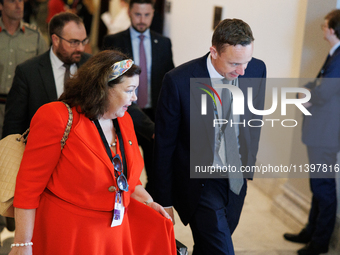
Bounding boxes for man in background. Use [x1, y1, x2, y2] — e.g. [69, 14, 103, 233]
[102, 0, 174, 196]
[284, 9, 340, 255]
[0, 0, 47, 233]
[154, 19, 266, 254]
[3, 12, 91, 137]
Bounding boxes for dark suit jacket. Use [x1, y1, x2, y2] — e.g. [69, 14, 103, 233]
[2, 50, 91, 137]
[102, 28, 174, 113]
[154, 53, 266, 225]
[302, 46, 340, 148]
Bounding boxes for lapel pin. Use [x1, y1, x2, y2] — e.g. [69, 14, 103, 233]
[154, 39, 158, 44]
[129, 140, 132, 145]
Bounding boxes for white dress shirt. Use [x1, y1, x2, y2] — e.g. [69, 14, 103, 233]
[50, 47, 77, 98]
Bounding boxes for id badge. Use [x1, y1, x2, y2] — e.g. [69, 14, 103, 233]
[111, 191, 125, 227]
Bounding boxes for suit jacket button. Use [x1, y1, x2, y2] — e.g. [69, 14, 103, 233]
[108, 186, 116, 192]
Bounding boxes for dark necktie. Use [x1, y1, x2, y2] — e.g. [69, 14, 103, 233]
[137, 34, 148, 108]
[221, 79, 243, 195]
[63, 63, 71, 88]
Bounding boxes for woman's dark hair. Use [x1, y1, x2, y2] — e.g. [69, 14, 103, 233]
[59, 50, 141, 119]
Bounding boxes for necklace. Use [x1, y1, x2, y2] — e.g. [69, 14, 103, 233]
[110, 138, 117, 147]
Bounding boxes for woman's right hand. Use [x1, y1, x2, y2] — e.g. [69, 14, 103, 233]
[9, 208, 36, 255]
[9, 246, 33, 255]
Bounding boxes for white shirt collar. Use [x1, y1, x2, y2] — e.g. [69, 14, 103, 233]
[330, 41, 340, 56]
[206, 53, 224, 80]
[129, 26, 151, 39]
[50, 47, 65, 69]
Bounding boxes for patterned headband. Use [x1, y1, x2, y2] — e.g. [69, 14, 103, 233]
[108, 59, 134, 82]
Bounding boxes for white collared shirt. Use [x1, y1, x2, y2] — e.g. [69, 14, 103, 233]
[50, 47, 77, 98]
[330, 41, 340, 56]
[130, 27, 152, 108]
[206, 53, 240, 143]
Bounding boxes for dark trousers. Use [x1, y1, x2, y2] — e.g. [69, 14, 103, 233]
[305, 146, 338, 247]
[189, 179, 247, 255]
[136, 108, 155, 197]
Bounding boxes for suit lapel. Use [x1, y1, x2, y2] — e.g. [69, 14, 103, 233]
[38, 52, 58, 101]
[123, 29, 133, 58]
[150, 31, 158, 77]
[73, 114, 115, 174]
[191, 54, 215, 153]
[319, 46, 340, 77]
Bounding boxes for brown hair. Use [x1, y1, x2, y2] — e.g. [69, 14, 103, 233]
[325, 9, 340, 40]
[129, 0, 155, 9]
[59, 50, 141, 119]
[48, 12, 84, 40]
[212, 19, 254, 54]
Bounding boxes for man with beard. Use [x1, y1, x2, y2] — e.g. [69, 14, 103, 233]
[2, 12, 91, 137]
[102, 0, 174, 196]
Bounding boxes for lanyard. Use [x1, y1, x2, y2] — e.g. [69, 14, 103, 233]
[94, 119, 128, 178]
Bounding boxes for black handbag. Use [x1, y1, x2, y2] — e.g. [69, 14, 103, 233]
[176, 239, 188, 255]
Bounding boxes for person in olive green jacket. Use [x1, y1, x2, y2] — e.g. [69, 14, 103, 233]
[0, 0, 47, 233]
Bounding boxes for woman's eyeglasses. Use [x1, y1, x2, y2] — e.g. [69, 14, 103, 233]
[112, 154, 129, 192]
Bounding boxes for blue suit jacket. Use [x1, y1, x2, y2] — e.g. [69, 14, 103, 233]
[302, 46, 340, 148]
[154, 53, 266, 225]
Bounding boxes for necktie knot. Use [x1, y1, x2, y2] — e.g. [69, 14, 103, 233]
[139, 34, 145, 41]
[63, 63, 71, 70]
[222, 78, 230, 84]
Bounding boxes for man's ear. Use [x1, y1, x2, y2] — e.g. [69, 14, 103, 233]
[210, 46, 218, 60]
[51, 34, 59, 47]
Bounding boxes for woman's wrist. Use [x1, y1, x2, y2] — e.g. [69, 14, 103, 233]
[144, 199, 153, 206]
[10, 242, 33, 248]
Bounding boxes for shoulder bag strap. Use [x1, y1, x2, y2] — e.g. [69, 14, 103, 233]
[60, 102, 73, 150]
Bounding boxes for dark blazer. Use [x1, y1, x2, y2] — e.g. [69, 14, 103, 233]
[154, 53, 266, 225]
[102, 28, 174, 113]
[2, 50, 91, 137]
[302, 46, 340, 148]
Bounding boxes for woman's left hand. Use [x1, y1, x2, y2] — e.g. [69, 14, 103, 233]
[147, 202, 172, 221]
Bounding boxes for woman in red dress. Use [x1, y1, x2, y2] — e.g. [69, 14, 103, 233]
[9, 50, 176, 255]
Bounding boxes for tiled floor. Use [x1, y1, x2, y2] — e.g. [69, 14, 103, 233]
[173, 180, 338, 255]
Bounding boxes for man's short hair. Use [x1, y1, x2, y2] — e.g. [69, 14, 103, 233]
[0, 0, 3, 5]
[129, 0, 155, 9]
[325, 9, 340, 40]
[48, 12, 84, 39]
[212, 19, 254, 54]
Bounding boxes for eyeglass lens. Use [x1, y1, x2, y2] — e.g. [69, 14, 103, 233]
[112, 155, 128, 192]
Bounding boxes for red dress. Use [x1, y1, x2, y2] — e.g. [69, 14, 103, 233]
[14, 102, 176, 254]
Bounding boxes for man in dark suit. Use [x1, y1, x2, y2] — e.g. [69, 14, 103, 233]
[2, 12, 91, 137]
[102, 0, 174, 196]
[284, 9, 340, 255]
[154, 19, 266, 255]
